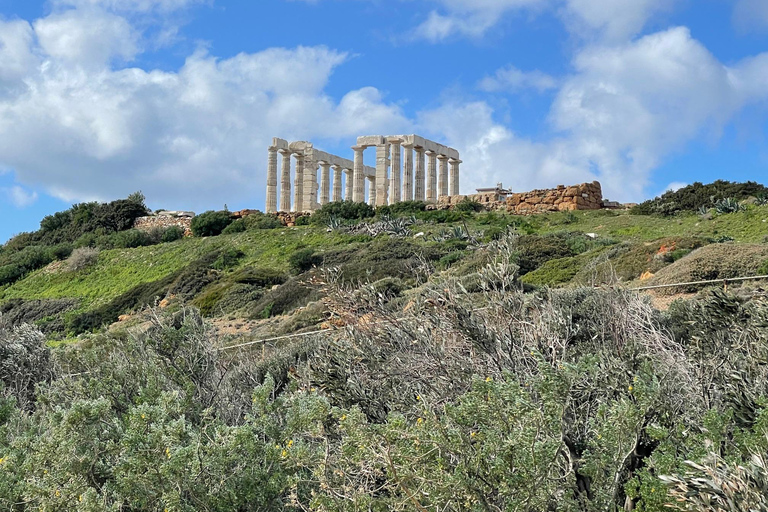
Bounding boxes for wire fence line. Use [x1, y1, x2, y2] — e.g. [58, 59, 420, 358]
[628, 274, 768, 292]
[216, 273, 768, 352]
[61, 273, 768, 377]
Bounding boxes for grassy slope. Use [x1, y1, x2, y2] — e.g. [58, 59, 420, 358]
[0, 228, 355, 309]
[529, 206, 768, 242]
[2, 206, 767, 334]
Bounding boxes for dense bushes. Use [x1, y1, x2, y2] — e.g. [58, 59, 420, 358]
[4, 236, 768, 510]
[310, 201, 375, 225]
[191, 210, 233, 237]
[0, 194, 149, 286]
[632, 180, 768, 216]
[288, 248, 323, 273]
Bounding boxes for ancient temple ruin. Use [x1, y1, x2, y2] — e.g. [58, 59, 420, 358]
[265, 135, 461, 213]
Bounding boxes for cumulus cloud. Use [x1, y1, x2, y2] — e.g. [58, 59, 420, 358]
[478, 65, 558, 93]
[418, 101, 598, 197]
[3, 186, 38, 208]
[0, 7, 408, 212]
[34, 9, 141, 67]
[417, 27, 768, 202]
[560, 0, 672, 42]
[0, 20, 36, 86]
[411, 0, 677, 42]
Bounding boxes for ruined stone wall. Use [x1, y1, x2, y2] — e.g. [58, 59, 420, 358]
[133, 214, 194, 236]
[436, 181, 604, 214]
[502, 181, 603, 214]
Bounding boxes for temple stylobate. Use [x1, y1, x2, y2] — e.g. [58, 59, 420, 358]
[265, 135, 461, 213]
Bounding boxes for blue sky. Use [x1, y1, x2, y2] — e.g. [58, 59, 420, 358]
[1, 0, 768, 243]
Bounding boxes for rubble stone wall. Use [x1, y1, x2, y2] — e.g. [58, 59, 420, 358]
[133, 215, 193, 236]
[436, 181, 604, 214]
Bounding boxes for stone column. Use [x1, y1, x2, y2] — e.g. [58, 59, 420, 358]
[279, 149, 291, 212]
[293, 154, 304, 212]
[437, 155, 449, 198]
[344, 169, 353, 201]
[266, 146, 278, 213]
[353, 146, 365, 203]
[366, 175, 376, 207]
[414, 147, 425, 202]
[449, 159, 461, 196]
[319, 161, 331, 206]
[302, 156, 318, 212]
[375, 143, 389, 207]
[388, 138, 402, 204]
[402, 143, 413, 202]
[425, 150, 437, 203]
[332, 165, 343, 202]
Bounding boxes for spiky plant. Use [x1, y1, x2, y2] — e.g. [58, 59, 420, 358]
[661, 454, 768, 512]
[714, 197, 744, 214]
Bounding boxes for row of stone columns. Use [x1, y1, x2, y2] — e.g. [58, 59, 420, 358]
[266, 137, 461, 213]
[354, 140, 461, 208]
[268, 146, 359, 212]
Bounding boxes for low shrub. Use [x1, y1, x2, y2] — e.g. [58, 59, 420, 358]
[454, 198, 483, 213]
[438, 251, 465, 269]
[289, 248, 323, 274]
[376, 201, 427, 217]
[295, 215, 311, 226]
[230, 267, 287, 287]
[243, 213, 282, 230]
[211, 248, 245, 271]
[191, 210, 233, 237]
[221, 219, 246, 234]
[67, 246, 100, 272]
[311, 201, 375, 225]
[161, 225, 185, 242]
[112, 229, 152, 249]
[67, 272, 179, 334]
[632, 180, 768, 216]
[249, 277, 319, 318]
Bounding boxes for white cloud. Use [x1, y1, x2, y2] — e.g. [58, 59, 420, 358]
[418, 27, 768, 202]
[0, 20, 37, 86]
[411, 0, 677, 42]
[0, 8, 408, 211]
[661, 182, 688, 195]
[478, 65, 558, 92]
[3, 186, 38, 208]
[560, 0, 672, 42]
[549, 27, 757, 198]
[34, 9, 141, 67]
[418, 101, 596, 196]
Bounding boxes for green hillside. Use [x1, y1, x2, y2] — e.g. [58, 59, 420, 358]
[1, 186, 767, 343]
[3, 182, 768, 511]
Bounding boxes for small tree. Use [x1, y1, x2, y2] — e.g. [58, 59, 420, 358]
[191, 211, 233, 237]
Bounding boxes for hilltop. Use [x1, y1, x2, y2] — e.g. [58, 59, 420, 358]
[0, 181, 767, 344]
[2, 181, 768, 511]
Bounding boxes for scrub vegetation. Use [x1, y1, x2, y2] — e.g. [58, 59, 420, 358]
[1, 181, 768, 510]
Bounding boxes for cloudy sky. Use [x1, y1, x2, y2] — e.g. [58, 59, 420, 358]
[1, 0, 768, 242]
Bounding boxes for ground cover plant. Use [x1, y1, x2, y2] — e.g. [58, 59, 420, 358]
[2, 233, 768, 510]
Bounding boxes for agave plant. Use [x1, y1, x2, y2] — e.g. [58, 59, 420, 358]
[714, 197, 744, 214]
[661, 453, 768, 512]
[755, 193, 768, 206]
